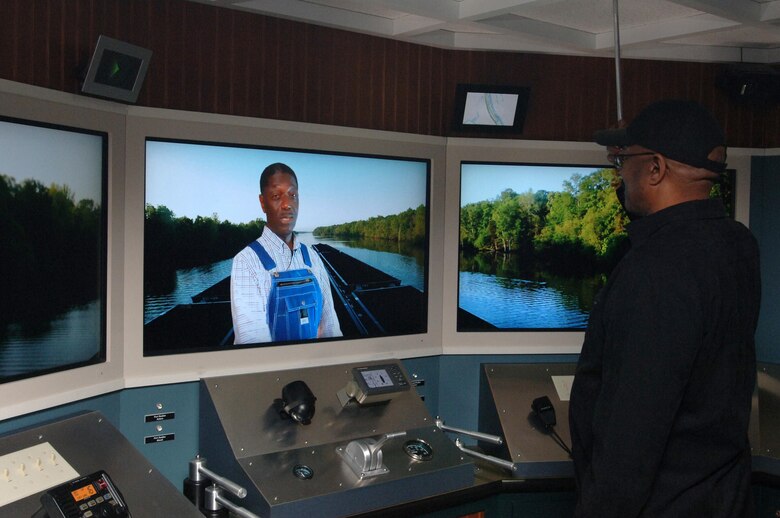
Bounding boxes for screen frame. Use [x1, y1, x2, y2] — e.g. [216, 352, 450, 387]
[456, 161, 739, 333]
[141, 136, 432, 356]
[123, 106, 446, 387]
[0, 79, 127, 420]
[442, 137, 754, 355]
[451, 84, 531, 134]
[0, 114, 109, 383]
[456, 159, 616, 333]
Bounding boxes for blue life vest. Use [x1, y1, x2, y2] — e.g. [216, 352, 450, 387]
[248, 241, 323, 342]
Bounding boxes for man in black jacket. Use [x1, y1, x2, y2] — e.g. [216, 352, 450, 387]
[569, 100, 761, 517]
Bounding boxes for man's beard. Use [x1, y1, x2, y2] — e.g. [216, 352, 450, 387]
[616, 182, 642, 221]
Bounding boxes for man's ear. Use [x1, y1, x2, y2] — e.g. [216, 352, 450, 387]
[258, 193, 267, 214]
[647, 154, 667, 186]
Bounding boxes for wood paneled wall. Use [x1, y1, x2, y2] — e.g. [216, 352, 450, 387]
[0, 0, 777, 147]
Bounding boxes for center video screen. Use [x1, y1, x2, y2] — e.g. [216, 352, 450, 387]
[144, 139, 430, 356]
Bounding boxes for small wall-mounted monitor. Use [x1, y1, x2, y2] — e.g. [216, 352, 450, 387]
[81, 35, 152, 104]
[0, 116, 107, 383]
[452, 84, 530, 134]
[144, 139, 430, 356]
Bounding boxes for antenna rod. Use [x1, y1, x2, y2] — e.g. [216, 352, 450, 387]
[613, 0, 623, 121]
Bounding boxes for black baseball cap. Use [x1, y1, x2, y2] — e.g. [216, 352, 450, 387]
[594, 99, 727, 173]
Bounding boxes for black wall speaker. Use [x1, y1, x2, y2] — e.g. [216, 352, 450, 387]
[81, 35, 152, 104]
[716, 64, 780, 105]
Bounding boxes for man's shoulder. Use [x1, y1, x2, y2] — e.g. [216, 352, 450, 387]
[303, 243, 327, 268]
[233, 239, 269, 268]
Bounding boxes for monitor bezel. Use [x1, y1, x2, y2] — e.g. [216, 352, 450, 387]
[0, 80, 127, 420]
[456, 159, 615, 333]
[123, 107, 446, 387]
[441, 137, 754, 354]
[141, 136, 432, 356]
[0, 114, 109, 383]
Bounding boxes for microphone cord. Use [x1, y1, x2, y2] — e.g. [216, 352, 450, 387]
[547, 425, 573, 457]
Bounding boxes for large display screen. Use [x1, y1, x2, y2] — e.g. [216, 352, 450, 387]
[144, 139, 430, 355]
[458, 162, 622, 331]
[0, 116, 107, 383]
[458, 161, 735, 332]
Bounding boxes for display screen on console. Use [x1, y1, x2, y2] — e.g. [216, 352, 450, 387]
[361, 369, 394, 389]
[144, 139, 430, 355]
[71, 484, 97, 502]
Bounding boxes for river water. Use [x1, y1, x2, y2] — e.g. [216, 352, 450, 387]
[1, 235, 600, 381]
[0, 301, 102, 380]
[457, 251, 606, 330]
[458, 271, 591, 329]
[143, 234, 426, 324]
[1, 236, 598, 381]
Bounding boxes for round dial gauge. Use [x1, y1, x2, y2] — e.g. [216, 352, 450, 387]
[292, 464, 314, 480]
[403, 439, 434, 461]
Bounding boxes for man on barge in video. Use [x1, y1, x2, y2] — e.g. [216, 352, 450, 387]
[230, 162, 341, 344]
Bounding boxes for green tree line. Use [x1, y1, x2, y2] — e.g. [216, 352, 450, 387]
[144, 205, 264, 287]
[460, 169, 630, 275]
[313, 205, 426, 244]
[0, 174, 102, 324]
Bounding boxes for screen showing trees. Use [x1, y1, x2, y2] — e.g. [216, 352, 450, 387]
[458, 162, 624, 331]
[458, 161, 734, 331]
[0, 116, 107, 382]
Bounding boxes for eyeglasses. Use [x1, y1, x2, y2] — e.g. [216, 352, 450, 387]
[608, 152, 655, 171]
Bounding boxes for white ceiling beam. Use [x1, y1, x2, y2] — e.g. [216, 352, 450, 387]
[457, 0, 554, 20]
[285, 1, 458, 36]
[742, 46, 780, 63]
[483, 16, 596, 50]
[406, 29, 458, 49]
[617, 42, 745, 62]
[760, 1, 780, 22]
[392, 16, 451, 37]
[235, 0, 395, 34]
[670, 0, 762, 23]
[449, 30, 593, 55]
[407, 31, 762, 63]
[594, 12, 740, 50]
[672, 0, 780, 37]
[362, 0, 567, 24]
[360, 0, 461, 21]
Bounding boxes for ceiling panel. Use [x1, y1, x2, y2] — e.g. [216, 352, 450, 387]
[192, 0, 780, 63]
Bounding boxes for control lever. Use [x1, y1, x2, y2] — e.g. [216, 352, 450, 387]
[204, 485, 262, 518]
[455, 438, 517, 473]
[434, 417, 503, 445]
[338, 431, 407, 478]
[436, 417, 515, 473]
[183, 456, 248, 513]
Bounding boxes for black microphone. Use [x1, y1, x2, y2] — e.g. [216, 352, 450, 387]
[531, 395, 572, 457]
[531, 395, 557, 427]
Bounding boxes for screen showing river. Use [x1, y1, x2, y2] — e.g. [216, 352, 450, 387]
[143, 139, 429, 355]
[457, 162, 733, 331]
[0, 117, 107, 382]
[458, 161, 625, 331]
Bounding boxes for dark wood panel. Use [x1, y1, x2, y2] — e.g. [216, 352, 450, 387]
[0, 0, 776, 147]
